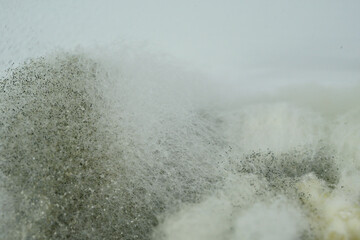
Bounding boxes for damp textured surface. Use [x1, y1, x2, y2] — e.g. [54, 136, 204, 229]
[1, 50, 360, 240]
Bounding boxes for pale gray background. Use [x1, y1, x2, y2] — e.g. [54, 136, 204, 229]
[1, 0, 359, 87]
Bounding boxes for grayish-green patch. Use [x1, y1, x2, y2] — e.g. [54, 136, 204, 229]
[0, 54, 156, 239]
[0, 53, 226, 240]
[234, 146, 339, 196]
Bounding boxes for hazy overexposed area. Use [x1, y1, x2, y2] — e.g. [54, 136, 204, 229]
[1, 1, 360, 239]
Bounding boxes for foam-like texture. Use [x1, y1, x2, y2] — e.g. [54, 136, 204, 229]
[233, 198, 307, 240]
[1, 49, 360, 239]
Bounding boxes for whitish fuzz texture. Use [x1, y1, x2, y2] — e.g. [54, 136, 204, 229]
[1, 49, 360, 239]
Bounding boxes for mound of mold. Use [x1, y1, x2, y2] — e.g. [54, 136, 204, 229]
[1, 51, 359, 240]
[0, 53, 226, 239]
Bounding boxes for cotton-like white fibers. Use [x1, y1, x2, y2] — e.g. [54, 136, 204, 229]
[233, 198, 307, 240]
[1, 47, 359, 240]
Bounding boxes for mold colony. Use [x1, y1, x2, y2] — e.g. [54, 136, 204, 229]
[1, 52, 359, 239]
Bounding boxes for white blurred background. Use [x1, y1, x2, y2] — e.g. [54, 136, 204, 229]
[1, 0, 360, 89]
